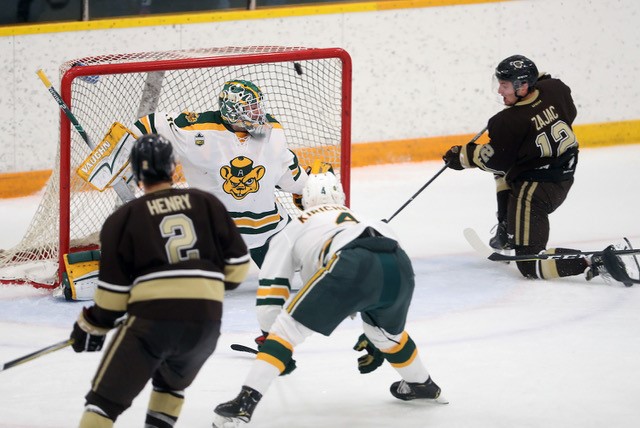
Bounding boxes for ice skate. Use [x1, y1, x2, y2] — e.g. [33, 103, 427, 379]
[390, 378, 448, 404]
[213, 386, 262, 427]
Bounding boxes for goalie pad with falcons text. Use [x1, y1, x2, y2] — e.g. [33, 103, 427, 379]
[76, 122, 138, 193]
[61, 250, 100, 301]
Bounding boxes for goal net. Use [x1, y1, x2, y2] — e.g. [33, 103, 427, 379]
[0, 46, 352, 289]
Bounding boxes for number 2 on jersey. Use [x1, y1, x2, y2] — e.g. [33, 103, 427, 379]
[535, 120, 577, 157]
[160, 214, 200, 263]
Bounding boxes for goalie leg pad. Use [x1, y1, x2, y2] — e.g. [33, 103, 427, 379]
[62, 250, 101, 301]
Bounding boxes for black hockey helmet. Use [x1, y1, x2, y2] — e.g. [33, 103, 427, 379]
[130, 133, 175, 185]
[495, 55, 539, 92]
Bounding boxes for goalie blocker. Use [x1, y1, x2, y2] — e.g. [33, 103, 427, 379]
[76, 122, 138, 195]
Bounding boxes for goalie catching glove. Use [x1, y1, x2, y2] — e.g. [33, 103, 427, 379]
[353, 333, 384, 374]
[70, 307, 110, 352]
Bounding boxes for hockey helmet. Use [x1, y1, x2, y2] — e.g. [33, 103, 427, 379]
[218, 79, 266, 131]
[302, 160, 345, 210]
[130, 133, 176, 185]
[495, 55, 539, 92]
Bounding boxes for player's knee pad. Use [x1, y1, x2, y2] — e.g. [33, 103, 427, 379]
[514, 245, 545, 279]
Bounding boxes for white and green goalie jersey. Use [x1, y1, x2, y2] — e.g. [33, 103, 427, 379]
[133, 110, 306, 250]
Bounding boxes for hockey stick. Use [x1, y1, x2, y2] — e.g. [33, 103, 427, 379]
[36, 69, 135, 203]
[230, 343, 258, 354]
[383, 165, 448, 223]
[464, 228, 640, 262]
[0, 339, 73, 373]
[623, 237, 640, 273]
[383, 126, 488, 223]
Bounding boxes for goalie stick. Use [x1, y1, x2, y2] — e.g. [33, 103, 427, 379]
[0, 339, 73, 372]
[463, 228, 640, 262]
[36, 69, 135, 203]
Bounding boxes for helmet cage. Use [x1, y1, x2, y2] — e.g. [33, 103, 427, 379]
[218, 80, 267, 131]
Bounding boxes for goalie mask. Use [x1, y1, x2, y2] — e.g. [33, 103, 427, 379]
[302, 160, 345, 210]
[495, 54, 539, 93]
[218, 80, 267, 132]
[130, 133, 176, 185]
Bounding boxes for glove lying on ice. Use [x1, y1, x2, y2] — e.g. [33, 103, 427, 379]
[353, 333, 384, 374]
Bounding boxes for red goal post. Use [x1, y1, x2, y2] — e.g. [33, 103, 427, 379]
[0, 46, 352, 289]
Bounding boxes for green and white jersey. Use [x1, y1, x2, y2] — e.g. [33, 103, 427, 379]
[133, 110, 306, 249]
[256, 204, 398, 331]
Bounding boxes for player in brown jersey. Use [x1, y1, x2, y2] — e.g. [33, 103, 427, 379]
[69, 133, 251, 427]
[443, 54, 620, 282]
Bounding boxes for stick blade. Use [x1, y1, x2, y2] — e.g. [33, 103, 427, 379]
[463, 228, 493, 258]
[230, 343, 258, 354]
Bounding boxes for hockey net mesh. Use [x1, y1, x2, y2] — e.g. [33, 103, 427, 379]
[0, 46, 350, 288]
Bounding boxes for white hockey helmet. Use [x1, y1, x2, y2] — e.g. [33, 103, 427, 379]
[302, 160, 345, 210]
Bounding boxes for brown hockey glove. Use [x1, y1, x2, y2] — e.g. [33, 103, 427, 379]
[70, 307, 109, 353]
[443, 145, 464, 170]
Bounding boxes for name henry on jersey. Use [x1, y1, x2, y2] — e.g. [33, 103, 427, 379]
[146, 194, 192, 215]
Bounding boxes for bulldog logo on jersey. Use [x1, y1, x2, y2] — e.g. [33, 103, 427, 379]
[220, 156, 265, 200]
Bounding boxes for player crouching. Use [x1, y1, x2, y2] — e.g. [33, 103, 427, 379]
[212, 161, 447, 428]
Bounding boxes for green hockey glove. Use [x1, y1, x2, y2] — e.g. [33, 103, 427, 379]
[353, 334, 384, 374]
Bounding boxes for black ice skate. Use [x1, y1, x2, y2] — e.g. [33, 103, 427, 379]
[213, 386, 262, 426]
[390, 378, 448, 403]
[587, 245, 635, 287]
[489, 220, 512, 250]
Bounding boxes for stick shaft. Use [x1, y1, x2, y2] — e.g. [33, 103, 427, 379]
[385, 165, 447, 222]
[384, 126, 488, 222]
[0, 339, 73, 372]
[36, 69, 135, 203]
[37, 69, 92, 146]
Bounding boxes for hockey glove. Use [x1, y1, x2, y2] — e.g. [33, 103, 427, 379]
[70, 307, 109, 353]
[353, 334, 384, 374]
[443, 145, 464, 170]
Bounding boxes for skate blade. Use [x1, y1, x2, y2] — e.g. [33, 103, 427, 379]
[212, 414, 243, 428]
[434, 395, 449, 404]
